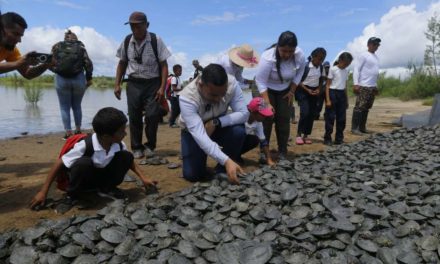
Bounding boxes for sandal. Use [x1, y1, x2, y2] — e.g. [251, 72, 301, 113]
[295, 137, 304, 145]
[304, 138, 312, 144]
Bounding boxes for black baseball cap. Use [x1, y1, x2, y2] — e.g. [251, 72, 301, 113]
[125, 11, 147, 25]
[368, 37, 381, 45]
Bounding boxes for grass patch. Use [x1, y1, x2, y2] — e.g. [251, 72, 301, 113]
[422, 97, 434, 106]
[23, 87, 43, 104]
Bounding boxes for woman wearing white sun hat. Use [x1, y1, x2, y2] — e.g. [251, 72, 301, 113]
[218, 44, 259, 103]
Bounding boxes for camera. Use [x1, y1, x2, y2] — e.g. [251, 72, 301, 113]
[134, 55, 142, 64]
[28, 53, 53, 64]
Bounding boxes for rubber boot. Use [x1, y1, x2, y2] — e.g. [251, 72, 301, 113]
[359, 111, 371, 134]
[351, 110, 363, 135]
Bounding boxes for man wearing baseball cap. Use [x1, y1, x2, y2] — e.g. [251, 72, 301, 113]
[351, 37, 381, 135]
[114, 11, 171, 159]
[241, 97, 275, 166]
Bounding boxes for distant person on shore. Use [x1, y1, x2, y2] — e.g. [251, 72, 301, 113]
[295, 47, 327, 145]
[324, 52, 353, 145]
[168, 64, 183, 128]
[351, 37, 381, 135]
[255, 31, 306, 160]
[240, 97, 275, 166]
[114, 11, 171, 159]
[30, 107, 157, 213]
[0, 12, 51, 78]
[179, 64, 248, 184]
[217, 44, 259, 89]
[315, 61, 330, 120]
[51, 30, 93, 140]
[192, 59, 203, 79]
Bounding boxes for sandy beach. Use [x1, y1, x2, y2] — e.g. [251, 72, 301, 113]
[0, 97, 431, 232]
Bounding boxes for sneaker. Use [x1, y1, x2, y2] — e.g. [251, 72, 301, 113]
[144, 147, 155, 158]
[323, 139, 333, 146]
[295, 137, 304, 145]
[62, 133, 72, 140]
[133, 149, 144, 159]
[278, 153, 287, 161]
[351, 129, 363, 136]
[304, 138, 312, 144]
[98, 187, 127, 200]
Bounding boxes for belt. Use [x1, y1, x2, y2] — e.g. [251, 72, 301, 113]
[267, 87, 290, 94]
[123, 76, 160, 84]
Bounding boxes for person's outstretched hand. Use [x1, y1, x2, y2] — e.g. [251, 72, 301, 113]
[29, 190, 46, 210]
[225, 159, 243, 185]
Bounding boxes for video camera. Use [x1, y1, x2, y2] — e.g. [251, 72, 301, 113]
[28, 53, 53, 64]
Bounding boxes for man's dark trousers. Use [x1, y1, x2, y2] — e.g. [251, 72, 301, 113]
[181, 125, 246, 182]
[126, 77, 161, 151]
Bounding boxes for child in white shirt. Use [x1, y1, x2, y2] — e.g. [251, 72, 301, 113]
[240, 97, 275, 166]
[323, 52, 353, 145]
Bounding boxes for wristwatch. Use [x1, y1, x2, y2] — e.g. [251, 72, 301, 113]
[212, 118, 222, 128]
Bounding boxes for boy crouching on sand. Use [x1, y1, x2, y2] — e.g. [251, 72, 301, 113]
[30, 107, 157, 212]
[240, 97, 276, 166]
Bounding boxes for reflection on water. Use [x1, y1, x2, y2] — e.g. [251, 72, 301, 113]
[25, 104, 41, 119]
[0, 86, 127, 139]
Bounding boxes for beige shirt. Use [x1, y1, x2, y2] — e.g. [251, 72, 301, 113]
[116, 32, 171, 79]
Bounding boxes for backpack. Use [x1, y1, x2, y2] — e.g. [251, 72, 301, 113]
[123, 32, 161, 78]
[165, 75, 178, 99]
[53, 40, 85, 78]
[56, 134, 93, 191]
[56, 134, 124, 191]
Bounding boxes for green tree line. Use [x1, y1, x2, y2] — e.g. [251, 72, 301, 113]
[0, 73, 116, 89]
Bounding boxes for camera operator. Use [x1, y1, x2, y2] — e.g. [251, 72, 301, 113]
[0, 12, 51, 78]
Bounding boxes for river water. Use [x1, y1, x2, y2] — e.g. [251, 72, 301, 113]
[0, 86, 127, 139]
[0, 86, 254, 139]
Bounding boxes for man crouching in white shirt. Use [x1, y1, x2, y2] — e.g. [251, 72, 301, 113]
[179, 64, 249, 184]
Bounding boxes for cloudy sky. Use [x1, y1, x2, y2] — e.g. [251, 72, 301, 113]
[2, 0, 439, 80]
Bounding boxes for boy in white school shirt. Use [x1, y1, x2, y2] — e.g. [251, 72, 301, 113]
[168, 64, 183, 128]
[30, 107, 157, 213]
[240, 97, 275, 166]
[324, 52, 353, 145]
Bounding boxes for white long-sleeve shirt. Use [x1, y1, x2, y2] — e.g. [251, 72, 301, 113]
[179, 76, 249, 165]
[217, 54, 245, 86]
[353, 51, 379, 87]
[256, 47, 306, 93]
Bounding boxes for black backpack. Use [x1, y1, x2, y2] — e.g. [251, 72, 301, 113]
[123, 32, 161, 78]
[53, 40, 85, 78]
